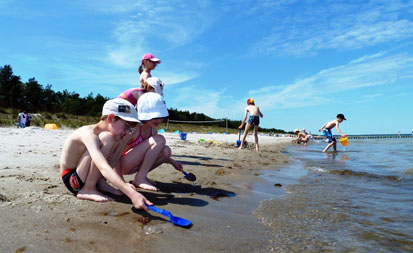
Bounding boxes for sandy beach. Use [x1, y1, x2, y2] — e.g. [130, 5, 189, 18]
[0, 127, 292, 252]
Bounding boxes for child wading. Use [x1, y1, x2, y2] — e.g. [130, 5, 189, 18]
[318, 113, 347, 152]
[238, 98, 263, 151]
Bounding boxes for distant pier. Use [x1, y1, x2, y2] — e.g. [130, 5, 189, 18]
[346, 135, 413, 139]
[313, 134, 413, 140]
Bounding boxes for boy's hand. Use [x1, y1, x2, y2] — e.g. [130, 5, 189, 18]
[131, 192, 153, 210]
[318, 128, 323, 132]
[341, 134, 347, 138]
[238, 125, 243, 129]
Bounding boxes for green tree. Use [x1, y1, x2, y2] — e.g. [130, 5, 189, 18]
[24, 78, 44, 111]
[0, 65, 24, 108]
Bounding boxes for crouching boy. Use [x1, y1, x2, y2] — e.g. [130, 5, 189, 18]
[59, 98, 152, 210]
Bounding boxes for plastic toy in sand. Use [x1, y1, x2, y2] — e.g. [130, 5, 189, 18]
[180, 132, 187, 140]
[44, 123, 58, 130]
[174, 130, 180, 134]
[236, 129, 242, 147]
[158, 128, 165, 133]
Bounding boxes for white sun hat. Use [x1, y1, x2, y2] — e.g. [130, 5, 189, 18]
[137, 92, 169, 121]
[146, 77, 164, 96]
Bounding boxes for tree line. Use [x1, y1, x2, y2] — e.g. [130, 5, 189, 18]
[0, 64, 287, 133]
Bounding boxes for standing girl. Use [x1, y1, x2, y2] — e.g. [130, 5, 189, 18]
[138, 53, 161, 87]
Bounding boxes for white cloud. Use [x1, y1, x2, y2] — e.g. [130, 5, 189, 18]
[160, 72, 199, 85]
[102, 1, 214, 66]
[251, 0, 413, 55]
[167, 85, 229, 118]
[242, 52, 413, 110]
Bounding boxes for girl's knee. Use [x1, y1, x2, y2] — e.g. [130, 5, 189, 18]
[149, 134, 166, 146]
[161, 146, 172, 159]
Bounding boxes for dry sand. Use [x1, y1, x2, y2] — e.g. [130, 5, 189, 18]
[0, 127, 292, 252]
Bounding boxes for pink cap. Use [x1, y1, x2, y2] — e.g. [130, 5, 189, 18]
[141, 53, 161, 63]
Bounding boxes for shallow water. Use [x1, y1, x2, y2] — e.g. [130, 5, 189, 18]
[255, 138, 413, 252]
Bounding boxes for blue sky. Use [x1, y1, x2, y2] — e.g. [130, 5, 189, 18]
[1, 0, 413, 134]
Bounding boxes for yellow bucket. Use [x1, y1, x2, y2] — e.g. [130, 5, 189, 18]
[339, 137, 348, 146]
[44, 123, 58, 130]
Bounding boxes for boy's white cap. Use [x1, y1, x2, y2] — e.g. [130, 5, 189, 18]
[146, 77, 164, 96]
[138, 93, 169, 121]
[102, 98, 141, 124]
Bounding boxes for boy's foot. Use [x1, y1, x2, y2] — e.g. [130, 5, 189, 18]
[133, 179, 159, 191]
[77, 189, 113, 202]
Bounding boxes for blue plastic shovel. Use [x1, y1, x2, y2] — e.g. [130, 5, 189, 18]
[182, 170, 196, 181]
[236, 129, 242, 147]
[146, 204, 193, 228]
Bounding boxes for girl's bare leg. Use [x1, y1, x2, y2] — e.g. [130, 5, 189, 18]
[119, 135, 166, 191]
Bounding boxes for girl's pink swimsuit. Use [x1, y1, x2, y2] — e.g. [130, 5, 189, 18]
[117, 88, 144, 106]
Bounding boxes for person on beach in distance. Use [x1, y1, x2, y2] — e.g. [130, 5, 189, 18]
[138, 53, 161, 87]
[24, 111, 31, 127]
[17, 109, 25, 128]
[294, 128, 309, 145]
[59, 98, 153, 210]
[238, 98, 263, 151]
[119, 92, 183, 191]
[318, 113, 347, 152]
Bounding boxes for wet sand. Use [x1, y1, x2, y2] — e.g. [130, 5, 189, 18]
[0, 127, 292, 252]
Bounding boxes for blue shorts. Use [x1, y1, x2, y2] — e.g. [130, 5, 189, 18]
[323, 129, 336, 143]
[248, 116, 260, 125]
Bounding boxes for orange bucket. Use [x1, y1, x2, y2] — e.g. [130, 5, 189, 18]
[339, 137, 348, 146]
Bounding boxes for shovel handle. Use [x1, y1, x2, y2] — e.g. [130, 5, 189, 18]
[146, 204, 172, 218]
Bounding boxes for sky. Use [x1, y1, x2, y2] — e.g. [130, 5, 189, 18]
[1, 0, 413, 135]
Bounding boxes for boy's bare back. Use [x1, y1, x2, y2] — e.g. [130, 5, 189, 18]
[60, 124, 101, 173]
[323, 119, 339, 130]
[247, 105, 262, 117]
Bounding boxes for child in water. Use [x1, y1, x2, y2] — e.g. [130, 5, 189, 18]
[318, 113, 347, 152]
[238, 98, 263, 151]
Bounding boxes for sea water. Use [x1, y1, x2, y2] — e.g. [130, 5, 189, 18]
[255, 138, 413, 252]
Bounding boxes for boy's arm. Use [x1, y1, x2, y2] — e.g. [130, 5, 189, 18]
[258, 107, 263, 118]
[82, 134, 151, 210]
[319, 122, 327, 132]
[335, 122, 346, 137]
[239, 108, 248, 129]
